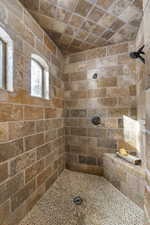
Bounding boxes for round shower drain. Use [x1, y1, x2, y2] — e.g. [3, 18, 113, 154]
[73, 196, 83, 205]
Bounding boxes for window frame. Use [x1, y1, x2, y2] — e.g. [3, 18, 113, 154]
[0, 38, 7, 89]
[31, 54, 50, 100]
[0, 26, 14, 92]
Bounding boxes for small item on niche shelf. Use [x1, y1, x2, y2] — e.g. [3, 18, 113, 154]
[116, 152, 141, 165]
[119, 148, 129, 156]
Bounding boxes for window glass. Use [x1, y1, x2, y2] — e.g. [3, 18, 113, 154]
[44, 71, 49, 100]
[31, 54, 50, 99]
[31, 59, 43, 98]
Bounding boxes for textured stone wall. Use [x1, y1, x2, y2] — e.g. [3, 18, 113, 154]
[0, 1, 65, 224]
[63, 42, 137, 175]
[103, 153, 145, 208]
[143, 0, 150, 224]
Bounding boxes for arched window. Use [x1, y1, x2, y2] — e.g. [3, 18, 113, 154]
[0, 27, 13, 91]
[31, 54, 49, 99]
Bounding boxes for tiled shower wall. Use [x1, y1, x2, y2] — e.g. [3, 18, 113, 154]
[64, 42, 137, 175]
[0, 1, 65, 224]
[143, 0, 150, 224]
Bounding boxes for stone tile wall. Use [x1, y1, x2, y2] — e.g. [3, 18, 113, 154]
[103, 153, 145, 208]
[143, 0, 150, 224]
[0, 1, 65, 224]
[63, 42, 137, 175]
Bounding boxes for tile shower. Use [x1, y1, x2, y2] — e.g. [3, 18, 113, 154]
[0, 0, 149, 225]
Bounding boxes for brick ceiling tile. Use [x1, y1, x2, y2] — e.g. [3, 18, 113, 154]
[75, 0, 93, 17]
[98, 13, 117, 29]
[88, 6, 104, 22]
[57, 0, 78, 11]
[92, 24, 105, 36]
[39, 0, 57, 18]
[96, 0, 116, 9]
[110, 19, 125, 32]
[81, 20, 96, 32]
[108, 0, 133, 17]
[56, 7, 72, 23]
[70, 14, 85, 28]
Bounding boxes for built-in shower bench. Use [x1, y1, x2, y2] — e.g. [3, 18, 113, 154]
[103, 153, 145, 208]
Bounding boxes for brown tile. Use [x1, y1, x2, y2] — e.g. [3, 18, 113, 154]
[24, 133, 44, 151]
[10, 151, 36, 176]
[11, 180, 36, 212]
[65, 26, 76, 36]
[107, 42, 128, 55]
[109, 0, 131, 17]
[98, 13, 117, 28]
[71, 109, 87, 117]
[70, 14, 85, 28]
[102, 30, 115, 40]
[92, 24, 105, 36]
[95, 38, 109, 46]
[110, 19, 125, 31]
[107, 87, 129, 97]
[39, 0, 57, 18]
[25, 160, 45, 183]
[133, 0, 143, 9]
[88, 6, 104, 22]
[20, 0, 39, 10]
[0, 122, 9, 142]
[24, 11, 43, 41]
[98, 77, 117, 87]
[0, 162, 8, 183]
[86, 33, 98, 43]
[82, 20, 96, 32]
[75, 0, 93, 17]
[37, 143, 52, 160]
[0, 103, 23, 122]
[98, 97, 117, 107]
[70, 72, 87, 81]
[98, 138, 117, 148]
[0, 173, 24, 205]
[45, 108, 57, 118]
[96, 0, 115, 9]
[88, 88, 106, 98]
[79, 155, 97, 165]
[36, 120, 45, 133]
[0, 139, 24, 163]
[57, 0, 78, 11]
[76, 29, 89, 40]
[109, 108, 129, 117]
[45, 172, 57, 190]
[45, 129, 57, 142]
[24, 106, 44, 120]
[56, 7, 72, 23]
[70, 39, 82, 48]
[44, 34, 56, 54]
[129, 85, 136, 96]
[9, 121, 35, 139]
[71, 128, 87, 136]
[59, 34, 73, 45]
[37, 166, 52, 186]
[0, 200, 10, 225]
[88, 128, 107, 137]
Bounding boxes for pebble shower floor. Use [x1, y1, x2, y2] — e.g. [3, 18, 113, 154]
[19, 169, 144, 225]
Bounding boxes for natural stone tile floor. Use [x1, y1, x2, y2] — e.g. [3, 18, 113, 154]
[19, 169, 144, 225]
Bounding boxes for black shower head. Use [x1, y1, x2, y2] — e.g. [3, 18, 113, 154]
[130, 52, 140, 59]
[129, 45, 145, 64]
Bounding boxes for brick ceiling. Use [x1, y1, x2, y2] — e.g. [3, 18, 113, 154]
[20, 0, 143, 55]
